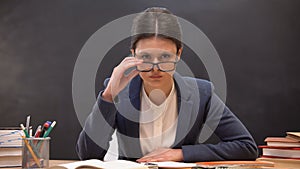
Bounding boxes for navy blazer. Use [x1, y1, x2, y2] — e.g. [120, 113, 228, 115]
[76, 73, 258, 162]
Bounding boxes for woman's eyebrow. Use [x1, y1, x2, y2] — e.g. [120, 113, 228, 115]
[137, 51, 150, 55]
[161, 52, 172, 55]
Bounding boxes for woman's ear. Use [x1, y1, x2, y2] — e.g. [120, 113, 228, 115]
[130, 49, 135, 56]
[177, 47, 183, 60]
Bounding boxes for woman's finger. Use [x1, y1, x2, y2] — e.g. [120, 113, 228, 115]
[124, 69, 140, 81]
[121, 56, 141, 64]
[112, 59, 141, 77]
[121, 59, 143, 69]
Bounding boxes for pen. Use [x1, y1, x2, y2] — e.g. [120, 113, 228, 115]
[144, 162, 159, 169]
[20, 124, 30, 138]
[43, 121, 56, 138]
[29, 128, 32, 137]
[26, 115, 30, 133]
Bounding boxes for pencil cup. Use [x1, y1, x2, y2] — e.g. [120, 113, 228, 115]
[22, 137, 50, 169]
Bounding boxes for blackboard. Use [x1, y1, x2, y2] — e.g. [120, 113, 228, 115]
[0, 0, 299, 159]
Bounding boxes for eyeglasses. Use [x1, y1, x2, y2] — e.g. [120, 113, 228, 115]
[136, 61, 178, 72]
[134, 49, 179, 72]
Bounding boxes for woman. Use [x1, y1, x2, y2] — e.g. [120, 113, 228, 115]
[76, 7, 258, 162]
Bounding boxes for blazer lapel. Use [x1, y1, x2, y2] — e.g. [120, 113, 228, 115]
[114, 76, 144, 159]
[172, 73, 198, 148]
[122, 76, 143, 157]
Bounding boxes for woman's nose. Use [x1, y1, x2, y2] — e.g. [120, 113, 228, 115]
[152, 64, 159, 71]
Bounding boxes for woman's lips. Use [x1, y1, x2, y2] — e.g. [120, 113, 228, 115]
[149, 75, 163, 79]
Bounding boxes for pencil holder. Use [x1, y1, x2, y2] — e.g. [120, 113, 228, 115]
[22, 137, 50, 169]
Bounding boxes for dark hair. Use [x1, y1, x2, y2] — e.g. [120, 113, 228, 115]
[131, 7, 183, 53]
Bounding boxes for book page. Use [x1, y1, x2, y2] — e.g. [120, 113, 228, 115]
[0, 147, 22, 156]
[50, 159, 148, 169]
[50, 159, 105, 169]
[287, 132, 300, 138]
[103, 160, 148, 169]
[0, 156, 21, 167]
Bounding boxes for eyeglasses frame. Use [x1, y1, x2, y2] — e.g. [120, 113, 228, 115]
[134, 53, 179, 72]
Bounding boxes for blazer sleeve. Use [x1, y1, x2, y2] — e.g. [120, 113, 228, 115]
[76, 79, 117, 160]
[182, 82, 258, 162]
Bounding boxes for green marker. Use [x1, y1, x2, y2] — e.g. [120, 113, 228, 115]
[20, 124, 30, 138]
[43, 121, 56, 138]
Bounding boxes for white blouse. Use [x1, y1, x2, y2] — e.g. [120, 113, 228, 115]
[139, 83, 178, 155]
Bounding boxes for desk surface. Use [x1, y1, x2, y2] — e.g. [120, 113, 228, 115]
[51, 159, 300, 169]
[4, 158, 300, 169]
[50, 159, 300, 169]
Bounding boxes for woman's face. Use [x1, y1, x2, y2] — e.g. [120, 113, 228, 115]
[132, 37, 182, 90]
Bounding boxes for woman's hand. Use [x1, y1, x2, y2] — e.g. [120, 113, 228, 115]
[136, 148, 184, 162]
[102, 57, 143, 102]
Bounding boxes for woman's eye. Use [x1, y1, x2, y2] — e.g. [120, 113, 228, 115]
[160, 54, 171, 60]
[141, 54, 151, 60]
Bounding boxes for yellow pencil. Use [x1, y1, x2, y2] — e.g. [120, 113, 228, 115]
[22, 136, 41, 168]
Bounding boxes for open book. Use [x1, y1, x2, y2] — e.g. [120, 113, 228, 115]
[286, 132, 300, 141]
[49, 159, 148, 169]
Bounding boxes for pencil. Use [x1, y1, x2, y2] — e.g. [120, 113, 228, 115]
[22, 135, 41, 168]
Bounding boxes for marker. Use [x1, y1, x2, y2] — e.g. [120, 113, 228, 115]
[46, 121, 52, 126]
[40, 122, 50, 137]
[34, 125, 42, 138]
[43, 121, 56, 138]
[20, 124, 30, 138]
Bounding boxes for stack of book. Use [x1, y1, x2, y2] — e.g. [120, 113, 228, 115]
[260, 132, 300, 160]
[0, 128, 22, 167]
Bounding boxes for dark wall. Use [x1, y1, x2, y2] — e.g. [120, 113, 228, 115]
[0, 0, 299, 159]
